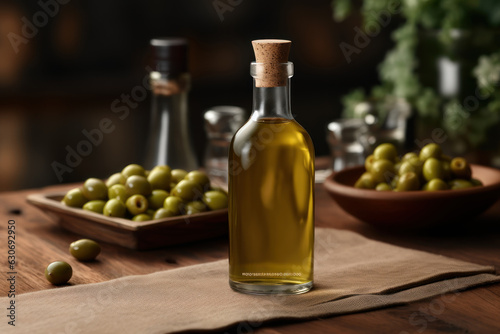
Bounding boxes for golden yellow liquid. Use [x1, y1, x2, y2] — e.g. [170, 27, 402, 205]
[228, 117, 315, 293]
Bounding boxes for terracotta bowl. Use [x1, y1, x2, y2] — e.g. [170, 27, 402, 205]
[323, 164, 500, 229]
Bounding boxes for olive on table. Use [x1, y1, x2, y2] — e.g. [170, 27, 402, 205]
[45, 261, 72, 285]
[69, 239, 101, 261]
[422, 157, 445, 182]
[83, 200, 106, 214]
[373, 143, 398, 162]
[419, 143, 442, 161]
[148, 190, 169, 210]
[103, 198, 126, 218]
[121, 164, 146, 178]
[396, 172, 420, 191]
[171, 180, 202, 201]
[202, 190, 228, 210]
[163, 196, 184, 215]
[450, 157, 472, 179]
[126, 194, 148, 216]
[185, 201, 207, 215]
[171, 169, 188, 183]
[147, 165, 171, 190]
[62, 188, 87, 208]
[125, 175, 152, 197]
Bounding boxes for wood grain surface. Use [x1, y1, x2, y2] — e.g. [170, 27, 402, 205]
[1, 182, 499, 333]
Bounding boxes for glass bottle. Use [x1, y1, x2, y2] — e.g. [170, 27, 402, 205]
[228, 40, 315, 295]
[143, 38, 198, 171]
[204, 106, 245, 186]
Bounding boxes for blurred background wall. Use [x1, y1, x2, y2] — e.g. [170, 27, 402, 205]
[0, 0, 395, 191]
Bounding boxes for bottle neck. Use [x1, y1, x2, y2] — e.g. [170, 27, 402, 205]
[250, 62, 294, 121]
[251, 82, 292, 121]
[143, 71, 198, 170]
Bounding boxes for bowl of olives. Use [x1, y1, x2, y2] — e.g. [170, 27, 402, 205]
[27, 164, 229, 249]
[324, 143, 500, 228]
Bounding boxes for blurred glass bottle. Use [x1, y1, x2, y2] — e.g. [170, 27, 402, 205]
[143, 38, 198, 170]
[204, 106, 245, 185]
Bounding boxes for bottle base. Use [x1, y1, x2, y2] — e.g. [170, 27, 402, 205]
[229, 280, 313, 295]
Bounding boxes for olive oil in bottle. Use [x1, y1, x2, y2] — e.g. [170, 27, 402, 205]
[228, 40, 315, 295]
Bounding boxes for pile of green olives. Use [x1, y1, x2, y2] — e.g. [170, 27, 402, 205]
[62, 164, 228, 221]
[355, 143, 483, 191]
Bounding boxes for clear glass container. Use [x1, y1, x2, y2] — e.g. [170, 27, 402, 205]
[204, 106, 245, 186]
[228, 62, 315, 295]
[143, 38, 198, 171]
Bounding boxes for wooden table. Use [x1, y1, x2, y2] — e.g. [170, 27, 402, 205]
[1, 183, 499, 333]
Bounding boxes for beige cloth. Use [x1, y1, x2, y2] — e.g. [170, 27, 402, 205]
[1, 228, 498, 334]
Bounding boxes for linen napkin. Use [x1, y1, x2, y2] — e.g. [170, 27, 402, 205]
[1, 227, 498, 334]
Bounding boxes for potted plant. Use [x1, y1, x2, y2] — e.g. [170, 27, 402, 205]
[333, 0, 500, 165]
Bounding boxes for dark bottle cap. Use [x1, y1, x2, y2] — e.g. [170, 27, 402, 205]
[150, 38, 188, 74]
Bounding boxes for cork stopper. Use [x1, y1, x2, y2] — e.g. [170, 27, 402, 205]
[252, 39, 291, 87]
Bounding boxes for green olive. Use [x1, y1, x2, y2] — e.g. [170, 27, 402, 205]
[399, 158, 422, 177]
[171, 180, 202, 201]
[108, 184, 128, 203]
[103, 198, 126, 218]
[125, 175, 152, 196]
[132, 214, 152, 222]
[402, 152, 418, 162]
[396, 172, 420, 191]
[62, 188, 87, 208]
[147, 165, 172, 190]
[185, 201, 207, 215]
[391, 175, 399, 189]
[419, 143, 442, 161]
[471, 178, 483, 186]
[373, 143, 398, 162]
[449, 179, 474, 190]
[354, 173, 376, 189]
[425, 178, 448, 191]
[375, 183, 392, 191]
[441, 160, 452, 180]
[126, 194, 148, 216]
[105, 173, 126, 188]
[83, 200, 106, 214]
[153, 208, 175, 219]
[364, 154, 375, 172]
[82, 178, 107, 201]
[171, 169, 188, 183]
[163, 196, 184, 215]
[184, 171, 210, 191]
[45, 261, 72, 285]
[69, 239, 101, 261]
[122, 164, 146, 178]
[370, 159, 396, 184]
[148, 189, 169, 210]
[422, 157, 445, 182]
[450, 157, 472, 179]
[202, 190, 228, 210]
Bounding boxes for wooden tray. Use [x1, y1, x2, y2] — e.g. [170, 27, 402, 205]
[27, 192, 228, 250]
